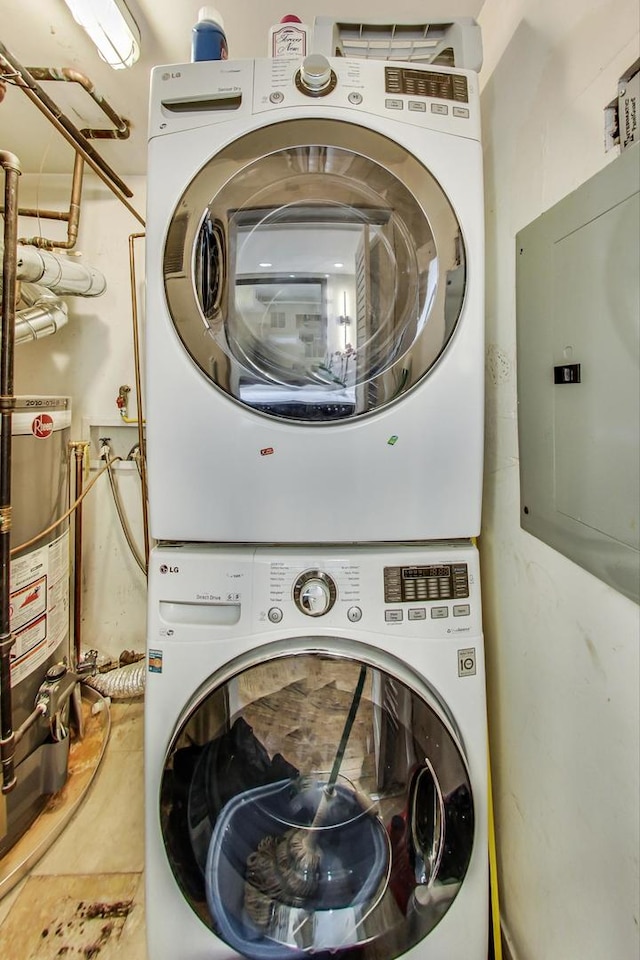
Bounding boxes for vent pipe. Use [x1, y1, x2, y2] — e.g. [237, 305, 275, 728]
[14, 284, 68, 344]
[0, 240, 106, 297]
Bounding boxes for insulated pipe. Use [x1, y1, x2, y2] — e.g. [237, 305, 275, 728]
[5, 241, 106, 297]
[0, 150, 21, 795]
[14, 285, 68, 344]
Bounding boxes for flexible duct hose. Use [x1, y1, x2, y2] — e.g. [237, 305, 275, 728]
[83, 660, 145, 699]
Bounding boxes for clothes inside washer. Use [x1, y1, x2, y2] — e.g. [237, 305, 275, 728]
[188, 717, 299, 872]
[161, 718, 298, 900]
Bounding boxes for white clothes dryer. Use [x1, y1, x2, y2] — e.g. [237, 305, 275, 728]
[145, 55, 484, 543]
[145, 541, 488, 960]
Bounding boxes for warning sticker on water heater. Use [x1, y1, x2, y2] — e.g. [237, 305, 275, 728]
[9, 530, 69, 687]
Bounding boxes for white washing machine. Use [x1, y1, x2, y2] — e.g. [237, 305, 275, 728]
[145, 541, 488, 960]
[145, 55, 484, 543]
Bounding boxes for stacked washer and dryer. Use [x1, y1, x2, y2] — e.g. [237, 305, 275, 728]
[144, 26, 488, 960]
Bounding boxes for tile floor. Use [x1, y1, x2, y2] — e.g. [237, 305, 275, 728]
[0, 699, 148, 959]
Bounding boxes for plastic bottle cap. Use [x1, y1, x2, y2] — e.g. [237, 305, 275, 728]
[198, 6, 224, 27]
[280, 14, 302, 22]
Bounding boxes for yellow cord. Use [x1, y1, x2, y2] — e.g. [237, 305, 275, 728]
[488, 735, 503, 959]
[472, 535, 500, 954]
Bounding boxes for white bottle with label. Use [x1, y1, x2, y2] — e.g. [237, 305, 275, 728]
[268, 14, 309, 59]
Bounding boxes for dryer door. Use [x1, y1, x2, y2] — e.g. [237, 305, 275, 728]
[163, 119, 466, 422]
[159, 643, 475, 960]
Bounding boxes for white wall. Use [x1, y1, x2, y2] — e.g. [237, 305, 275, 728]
[477, 2, 640, 958]
[14, 174, 147, 663]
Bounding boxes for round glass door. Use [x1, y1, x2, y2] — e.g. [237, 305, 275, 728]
[164, 119, 466, 422]
[160, 646, 474, 959]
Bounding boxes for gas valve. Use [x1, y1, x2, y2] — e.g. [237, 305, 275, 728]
[35, 663, 79, 723]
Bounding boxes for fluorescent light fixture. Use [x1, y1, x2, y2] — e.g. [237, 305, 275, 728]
[62, 0, 141, 69]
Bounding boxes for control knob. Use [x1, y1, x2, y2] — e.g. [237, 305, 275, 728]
[293, 569, 337, 617]
[296, 55, 337, 97]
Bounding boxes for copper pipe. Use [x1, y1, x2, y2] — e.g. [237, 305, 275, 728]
[0, 150, 21, 795]
[17, 209, 69, 222]
[18, 152, 84, 250]
[0, 46, 131, 195]
[70, 442, 90, 668]
[128, 232, 149, 569]
[79, 128, 130, 141]
[0, 43, 144, 226]
[25, 67, 131, 139]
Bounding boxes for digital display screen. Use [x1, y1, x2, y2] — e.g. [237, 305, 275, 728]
[385, 67, 469, 103]
[384, 563, 469, 603]
[403, 566, 450, 578]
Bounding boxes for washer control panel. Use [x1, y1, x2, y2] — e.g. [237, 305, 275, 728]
[149, 546, 480, 636]
[257, 549, 478, 630]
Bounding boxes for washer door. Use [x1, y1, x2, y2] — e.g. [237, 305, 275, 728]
[164, 119, 466, 422]
[159, 644, 474, 960]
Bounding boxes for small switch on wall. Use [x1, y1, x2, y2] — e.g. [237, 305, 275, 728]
[554, 363, 581, 384]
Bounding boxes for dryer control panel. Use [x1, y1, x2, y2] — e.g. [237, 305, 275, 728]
[148, 56, 481, 145]
[385, 67, 469, 103]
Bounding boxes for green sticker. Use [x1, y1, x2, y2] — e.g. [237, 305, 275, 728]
[387, 435, 399, 446]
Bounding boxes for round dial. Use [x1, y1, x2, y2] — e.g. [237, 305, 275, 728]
[295, 55, 337, 97]
[293, 570, 337, 617]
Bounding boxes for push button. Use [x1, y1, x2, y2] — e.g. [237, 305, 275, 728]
[385, 610, 403, 622]
[268, 607, 283, 623]
[431, 606, 449, 619]
[385, 98, 404, 110]
[408, 608, 427, 620]
[453, 604, 471, 617]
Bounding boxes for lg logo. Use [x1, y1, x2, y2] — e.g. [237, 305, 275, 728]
[159, 565, 179, 574]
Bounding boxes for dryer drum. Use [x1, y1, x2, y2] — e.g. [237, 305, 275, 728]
[162, 119, 467, 423]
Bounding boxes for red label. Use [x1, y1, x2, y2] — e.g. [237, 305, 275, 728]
[260, 447, 274, 457]
[32, 413, 54, 438]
